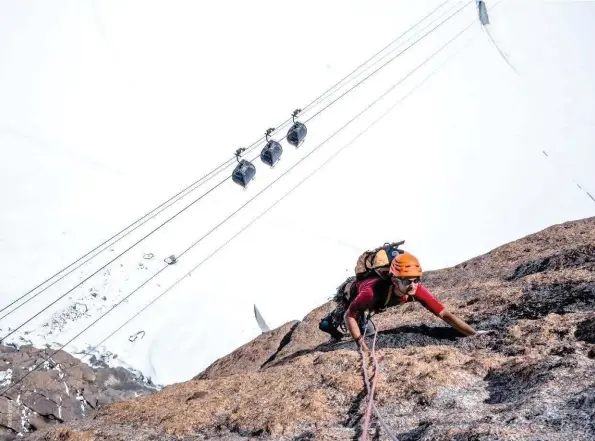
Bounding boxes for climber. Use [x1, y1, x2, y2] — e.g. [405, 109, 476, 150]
[345, 252, 477, 351]
[319, 251, 477, 347]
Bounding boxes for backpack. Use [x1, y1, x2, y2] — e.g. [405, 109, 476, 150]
[354, 240, 406, 280]
[333, 240, 406, 306]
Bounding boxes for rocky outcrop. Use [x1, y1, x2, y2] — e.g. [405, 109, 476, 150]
[195, 320, 300, 380]
[0, 345, 158, 439]
[24, 217, 595, 440]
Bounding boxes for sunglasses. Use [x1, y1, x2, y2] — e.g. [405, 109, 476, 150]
[395, 277, 421, 286]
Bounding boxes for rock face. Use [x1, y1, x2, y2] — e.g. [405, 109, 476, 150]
[0, 345, 158, 440]
[194, 320, 300, 380]
[25, 217, 595, 440]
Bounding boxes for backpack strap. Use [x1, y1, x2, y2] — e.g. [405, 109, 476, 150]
[384, 287, 393, 308]
[370, 278, 393, 311]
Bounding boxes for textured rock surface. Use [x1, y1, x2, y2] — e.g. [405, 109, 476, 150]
[25, 217, 595, 440]
[195, 320, 300, 380]
[0, 345, 158, 439]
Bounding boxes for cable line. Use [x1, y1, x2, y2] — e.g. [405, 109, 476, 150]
[304, 0, 472, 123]
[0, 158, 235, 319]
[305, 0, 463, 110]
[247, 0, 457, 143]
[0, 177, 229, 343]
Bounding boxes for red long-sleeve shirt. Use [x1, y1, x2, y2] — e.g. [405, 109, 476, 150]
[346, 277, 445, 319]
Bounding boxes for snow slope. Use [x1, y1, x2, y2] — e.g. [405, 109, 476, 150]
[1, 0, 594, 386]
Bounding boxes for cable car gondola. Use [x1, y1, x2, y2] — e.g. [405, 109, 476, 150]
[232, 148, 256, 189]
[260, 127, 283, 168]
[287, 109, 307, 148]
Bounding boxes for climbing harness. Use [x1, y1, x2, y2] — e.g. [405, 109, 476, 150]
[359, 318, 399, 441]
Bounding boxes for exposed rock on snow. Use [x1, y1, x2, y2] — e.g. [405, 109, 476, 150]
[0, 345, 158, 439]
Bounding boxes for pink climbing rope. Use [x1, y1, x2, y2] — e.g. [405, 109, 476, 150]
[359, 327, 399, 441]
[361, 330, 378, 437]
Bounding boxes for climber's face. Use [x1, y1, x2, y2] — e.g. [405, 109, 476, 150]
[394, 276, 420, 295]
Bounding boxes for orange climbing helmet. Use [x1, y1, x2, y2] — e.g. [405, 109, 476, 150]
[389, 252, 422, 278]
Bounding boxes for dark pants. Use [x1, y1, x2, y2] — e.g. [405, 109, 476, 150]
[319, 304, 368, 340]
